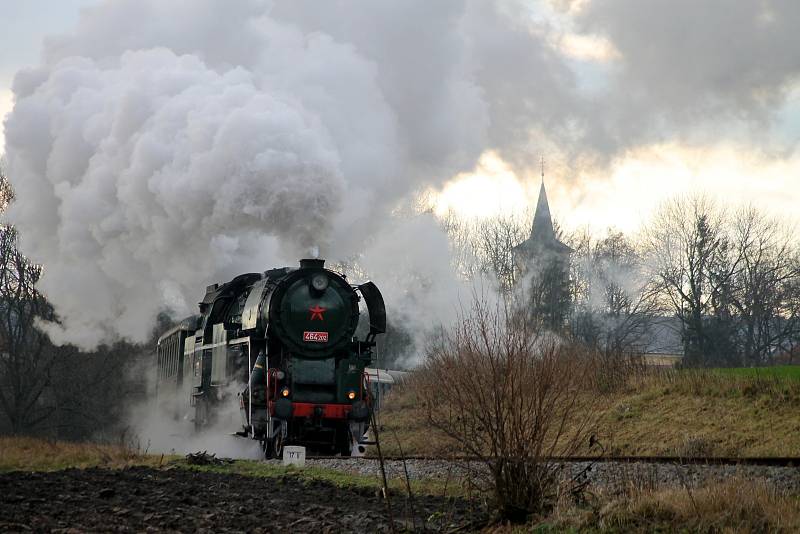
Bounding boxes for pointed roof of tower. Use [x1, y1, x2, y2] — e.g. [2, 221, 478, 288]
[512, 178, 572, 257]
[530, 181, 556, 242]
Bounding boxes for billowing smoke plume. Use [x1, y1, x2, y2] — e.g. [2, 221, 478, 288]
[5, 0, 800, 348]
[3, 0, 572, 348]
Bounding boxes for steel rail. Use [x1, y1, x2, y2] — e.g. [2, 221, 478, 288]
[301, 455, 800, 467]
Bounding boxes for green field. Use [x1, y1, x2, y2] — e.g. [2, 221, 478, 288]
[711, 365, 800, 380]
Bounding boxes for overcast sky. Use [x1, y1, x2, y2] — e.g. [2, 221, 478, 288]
[1, 0, 799, 234]
[0, 1, 99, 124]
[2, 0, 800, 348]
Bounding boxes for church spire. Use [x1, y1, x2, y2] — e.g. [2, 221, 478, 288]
[530, 164, 555, 242]
[511, 158, 573, 282]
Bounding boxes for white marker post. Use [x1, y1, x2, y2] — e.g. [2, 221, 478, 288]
[282, 446, 306, 467]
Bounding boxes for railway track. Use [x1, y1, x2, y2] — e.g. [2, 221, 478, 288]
[304, 455, 800, 467]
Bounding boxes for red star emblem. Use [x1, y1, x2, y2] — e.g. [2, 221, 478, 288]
[309, 305, 326, 321]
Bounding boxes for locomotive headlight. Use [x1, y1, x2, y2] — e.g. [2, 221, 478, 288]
[347, 390, 356, 400]
[311, 273, 329, 292]
[281, 387, 290, 397]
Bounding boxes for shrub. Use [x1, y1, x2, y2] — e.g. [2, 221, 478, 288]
[416, 299, 605, 522]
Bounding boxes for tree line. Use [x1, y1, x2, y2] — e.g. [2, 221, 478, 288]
[442, 195, 800, 368]
[0, 164, 147, 437]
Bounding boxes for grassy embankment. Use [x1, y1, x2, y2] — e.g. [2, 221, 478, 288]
[379, 366, 800, 457]
[376, 366, 800, 531]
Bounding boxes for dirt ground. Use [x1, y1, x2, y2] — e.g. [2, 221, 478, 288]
[0, 466, 482, 533]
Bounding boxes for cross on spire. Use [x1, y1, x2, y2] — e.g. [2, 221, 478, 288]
[540, 155, 545, 185]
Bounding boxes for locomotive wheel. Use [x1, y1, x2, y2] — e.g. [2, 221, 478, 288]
[259, 436, 283, 459]
[271, 432, 284, 459]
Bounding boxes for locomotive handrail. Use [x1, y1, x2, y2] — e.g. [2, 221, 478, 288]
[362, 371, 372, 406]
[266, 368, 278, 401]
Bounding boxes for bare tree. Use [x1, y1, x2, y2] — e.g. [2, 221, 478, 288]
[438, 210, 482, 281]
[0, 164, 60, 433]
[417, 298, 603, 521]
[568, 229, 658, 363]
[474, 215, 529, 292]
[642, 195, 742, 366]
[439, 211, 530, 291]
[0, 164, 144, 438]
[727, 207, 800, 365]
[40, 340, 151, 440]
[642, 195, 800, 367]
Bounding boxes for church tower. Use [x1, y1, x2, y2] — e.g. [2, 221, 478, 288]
[511, 179, 572, 275]
[511, 174, 572, 328]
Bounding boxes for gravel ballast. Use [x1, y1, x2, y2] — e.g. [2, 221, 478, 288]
[271, 457, 800, 494]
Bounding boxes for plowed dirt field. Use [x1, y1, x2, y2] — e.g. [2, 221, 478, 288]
[0, 466, 479, 533]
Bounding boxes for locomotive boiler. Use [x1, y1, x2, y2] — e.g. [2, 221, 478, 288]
[155, 259, 386, 457]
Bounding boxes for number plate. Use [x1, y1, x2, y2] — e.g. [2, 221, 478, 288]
[303, 331, 329, 343]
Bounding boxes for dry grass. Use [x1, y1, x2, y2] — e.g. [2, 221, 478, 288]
[600, 367, 800, 456]
[551, 479, 800, 533]
[0, 436, 170, 472]
[599, 388, 800, 457]
[381, 366, 800, 458]
[484, 480, 800, 532]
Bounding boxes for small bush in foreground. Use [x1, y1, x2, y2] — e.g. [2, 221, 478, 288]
[417, 299, 606, 522]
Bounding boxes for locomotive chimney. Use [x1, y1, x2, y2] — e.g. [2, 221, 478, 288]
[300, 258, 325, 269]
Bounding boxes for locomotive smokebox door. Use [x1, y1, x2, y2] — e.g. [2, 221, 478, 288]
[268, 259, 359, 357]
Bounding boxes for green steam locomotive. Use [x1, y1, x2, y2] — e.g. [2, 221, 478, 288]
[155, 259, 386, 457]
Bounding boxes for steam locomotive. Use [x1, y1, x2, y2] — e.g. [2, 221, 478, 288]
[155, 259, 386, 457]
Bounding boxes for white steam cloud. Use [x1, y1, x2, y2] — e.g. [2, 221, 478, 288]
[6, 0, 800, 349]
[4, 0, 521, 348]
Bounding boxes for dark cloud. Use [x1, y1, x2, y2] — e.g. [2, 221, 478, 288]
[579, 0, 800, 141]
